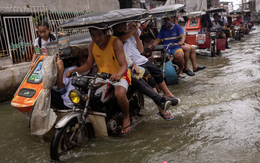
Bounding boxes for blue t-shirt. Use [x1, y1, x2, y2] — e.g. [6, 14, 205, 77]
[157, 24, 184, 49]
[243, 16, 251, 23]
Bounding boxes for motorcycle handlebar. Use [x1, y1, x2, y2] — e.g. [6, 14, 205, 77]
[70, 71, 79, 77]
[97, 72, 121, 82]
[150, 36, 182, 51]
[97, 72, 111, 80]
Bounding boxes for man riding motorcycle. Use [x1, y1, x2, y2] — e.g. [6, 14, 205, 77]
[212, 13, 230, 49]
[65, 28, 132, 134]
[233, 15, 246, 37]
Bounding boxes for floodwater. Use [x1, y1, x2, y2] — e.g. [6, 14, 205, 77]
[1, 27, 260, 163]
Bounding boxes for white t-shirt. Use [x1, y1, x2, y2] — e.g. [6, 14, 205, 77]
[61, 65, 77, 108]
[34, 34, 56, 48]
[211, 21, 222, 29]
[123, 29, 148, 66]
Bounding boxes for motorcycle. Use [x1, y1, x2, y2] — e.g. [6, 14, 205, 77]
[244, 22, 250, 35]
[146, 37, 182, 85]
[49, 8, 149, 161]
[50, 71, 144, 161]
[209, 27, 224, 57]
[233, 25, 242, 40]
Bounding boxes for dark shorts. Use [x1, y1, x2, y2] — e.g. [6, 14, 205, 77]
[140, 61, 164, 87]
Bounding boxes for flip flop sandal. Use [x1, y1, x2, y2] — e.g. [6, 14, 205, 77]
[178, 74, 185, 79]
[157, 111, 174, 121]
[120, 124, 131, 136]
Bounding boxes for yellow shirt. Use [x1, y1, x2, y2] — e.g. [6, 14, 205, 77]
[92, 36, 131, 84]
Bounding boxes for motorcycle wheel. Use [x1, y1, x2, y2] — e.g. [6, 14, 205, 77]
[130, 90, 144, 116]
[50, 118, 94, 162]
[211, 44, 215, 57]
[234, 33, 238, 40]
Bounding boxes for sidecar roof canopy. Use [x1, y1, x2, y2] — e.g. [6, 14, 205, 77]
[46, 33, 92, 58]
[243, 10, 251, 13]
[186, 11, 207, 19]
[60, 8, 149, 29]
[229, 10, 242, 16]
[206, 8, 226, 14]
[149, 4, 186, 18]
[46, 33, 92, 49]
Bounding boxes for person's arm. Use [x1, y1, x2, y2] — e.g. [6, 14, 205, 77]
[110, 38, 127, 81]
[30, 38, 39, 68]
[65, 42, 94, 78]
[56, 58, 65, 89]
[178, 34, 185, 46]
[117, 28, 137, 42]
[30, 53, 38, 68]
[177, 25, 185, 46]
[133, 29, 144, 53]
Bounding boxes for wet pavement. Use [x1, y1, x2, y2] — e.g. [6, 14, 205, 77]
[1, 27, 260, 162]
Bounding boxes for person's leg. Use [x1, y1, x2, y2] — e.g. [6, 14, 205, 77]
[223, 29, 231, 48]
[152, 87, 173, 120]
[190, 45, 206, 72]
[51, 89, 71, 109]
[114, 85, 130, 134]
[222, 32, 226, 40]
[189, 45, 198, 70]
[174, 51, 185, 75]
[141, 61, 174, 98]
[181, 44, 191, 71]
[132, 78, 171, 112]
[132, 78, 162, 104]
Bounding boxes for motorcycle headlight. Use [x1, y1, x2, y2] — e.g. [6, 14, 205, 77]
[69, 90, 81, 104]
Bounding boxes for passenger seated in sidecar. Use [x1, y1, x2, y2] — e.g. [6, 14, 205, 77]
[51, 56, 98, 110]
[243, 12, 252, 29]
[212, 13, 231, 49]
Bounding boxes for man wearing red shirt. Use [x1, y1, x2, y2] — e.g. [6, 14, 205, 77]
[233, 15, 246, 37]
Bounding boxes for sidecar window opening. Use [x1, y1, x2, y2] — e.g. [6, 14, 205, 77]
[189, 19, 198, 27]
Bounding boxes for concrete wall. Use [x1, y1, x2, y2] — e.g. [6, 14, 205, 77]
[0, 56, 12, 67]
[0, 62, 29, 102]
[0, 0, 119, 12]
[256, 0, 260, 12]
[186, 0, 207, 12]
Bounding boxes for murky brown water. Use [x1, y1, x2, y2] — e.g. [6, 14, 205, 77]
[1, 27, 260, 163]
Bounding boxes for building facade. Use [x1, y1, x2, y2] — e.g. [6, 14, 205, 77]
[0, 0, 120, 64]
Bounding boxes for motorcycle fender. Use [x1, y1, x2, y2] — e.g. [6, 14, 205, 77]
[55, 112, 83, 129]
[87, 114, 108, 137]
[164, 60, 178, 85]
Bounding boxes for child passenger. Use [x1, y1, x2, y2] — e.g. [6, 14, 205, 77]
[30, 21, 63, 68]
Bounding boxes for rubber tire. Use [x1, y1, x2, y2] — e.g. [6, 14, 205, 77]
[211, 44, 215, 57]
[235, 33, 239, 40]
[50, 118, 78, 161]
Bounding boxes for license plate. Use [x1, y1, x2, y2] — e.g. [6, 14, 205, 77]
[196, 34, 206, 44]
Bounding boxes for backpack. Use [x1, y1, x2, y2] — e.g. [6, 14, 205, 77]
[38, 33, 56, 48]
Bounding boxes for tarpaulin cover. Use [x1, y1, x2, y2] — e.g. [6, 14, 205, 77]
[60, 8, 149, 29]
[30, 55, 58, 135]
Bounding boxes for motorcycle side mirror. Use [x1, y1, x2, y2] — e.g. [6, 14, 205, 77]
[59, 47, 72, 59]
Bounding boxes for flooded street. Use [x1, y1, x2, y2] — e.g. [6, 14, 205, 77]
[1, 27, 260, 162]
